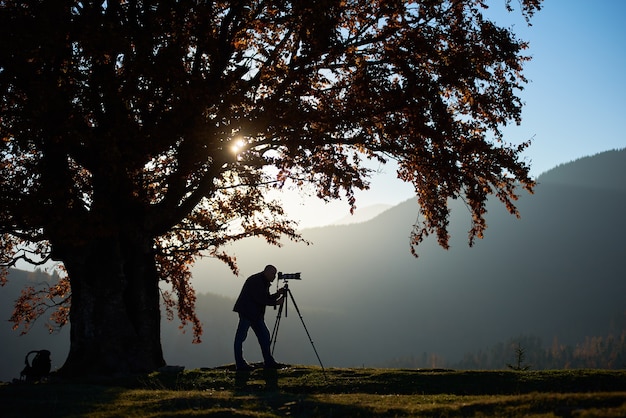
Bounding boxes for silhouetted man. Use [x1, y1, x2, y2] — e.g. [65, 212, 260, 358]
[233, 264, 286, 371]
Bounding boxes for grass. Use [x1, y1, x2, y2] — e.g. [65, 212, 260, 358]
[1, 367, 626, 417]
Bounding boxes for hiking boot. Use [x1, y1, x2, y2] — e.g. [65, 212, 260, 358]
[264, 361, 288, 369]
[236, 363, 254, 372]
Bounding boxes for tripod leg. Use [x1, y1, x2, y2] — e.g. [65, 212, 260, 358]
[286, 289, 326, 375]
[270, 299, 284, 355]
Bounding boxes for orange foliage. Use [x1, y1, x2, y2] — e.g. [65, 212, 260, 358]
[10, 273, 71, 335]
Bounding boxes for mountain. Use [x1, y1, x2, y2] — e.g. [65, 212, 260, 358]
[188, 148, 626, 367]
[536, 148, 626, 192]
[1, 149, 625, 381]
[330, 203, 393, 225]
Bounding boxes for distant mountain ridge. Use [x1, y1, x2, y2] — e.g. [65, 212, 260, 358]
[2, 149, 625, 380]
[330, 203, 393, 226]
[188, 148, 626, 368]
[537, 148, 626, 192]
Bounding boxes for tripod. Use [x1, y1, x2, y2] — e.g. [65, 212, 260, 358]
[270, 280, 325, 374]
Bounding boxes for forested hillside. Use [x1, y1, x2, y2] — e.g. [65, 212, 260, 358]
[188, 149, 626, 368]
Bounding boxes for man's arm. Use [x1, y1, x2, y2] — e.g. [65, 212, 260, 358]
[249, 275, 285, 306]
[269, 287, 287, 306]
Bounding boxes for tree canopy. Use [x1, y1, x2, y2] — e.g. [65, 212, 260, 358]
[0, 0, 539, 375]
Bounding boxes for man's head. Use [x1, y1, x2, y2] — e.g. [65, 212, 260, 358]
[263, 265, 277, 283]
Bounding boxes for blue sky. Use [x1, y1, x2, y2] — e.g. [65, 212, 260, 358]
[502, 0, 626, 175]
[279, 0, 626, 228]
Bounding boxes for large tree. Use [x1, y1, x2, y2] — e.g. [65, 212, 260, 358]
[1, 0, 539, 376]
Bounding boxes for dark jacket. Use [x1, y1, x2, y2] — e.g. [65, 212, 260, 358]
[233, 272, 279, 321]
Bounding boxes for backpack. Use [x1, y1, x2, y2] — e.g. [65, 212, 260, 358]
[20, 350, 51, 382]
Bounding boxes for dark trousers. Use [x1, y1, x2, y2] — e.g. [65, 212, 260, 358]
[234, 314, 275, 366]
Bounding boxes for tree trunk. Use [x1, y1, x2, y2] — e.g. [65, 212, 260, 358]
[58, 233, 165, 377]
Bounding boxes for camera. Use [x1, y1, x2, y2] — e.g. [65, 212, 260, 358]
[278, 272, 301, 280]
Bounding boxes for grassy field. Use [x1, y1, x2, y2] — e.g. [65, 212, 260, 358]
[1, 366, 625, 417]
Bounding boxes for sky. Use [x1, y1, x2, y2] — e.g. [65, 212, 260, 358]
[275, 0, 626, 229]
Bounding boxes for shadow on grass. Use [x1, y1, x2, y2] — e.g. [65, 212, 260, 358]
[0, 380, 124, 418]
[2, 368, 626, 417]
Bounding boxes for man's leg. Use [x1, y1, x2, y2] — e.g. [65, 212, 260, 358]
[234, 315, 252, 369]
[250, 318, 278, 366]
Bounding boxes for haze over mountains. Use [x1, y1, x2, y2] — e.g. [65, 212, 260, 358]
[1, 149, 625, 381]
[329, 203, 393, 226]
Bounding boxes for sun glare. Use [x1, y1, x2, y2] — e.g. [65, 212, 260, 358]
[231, 138, 246, 154]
